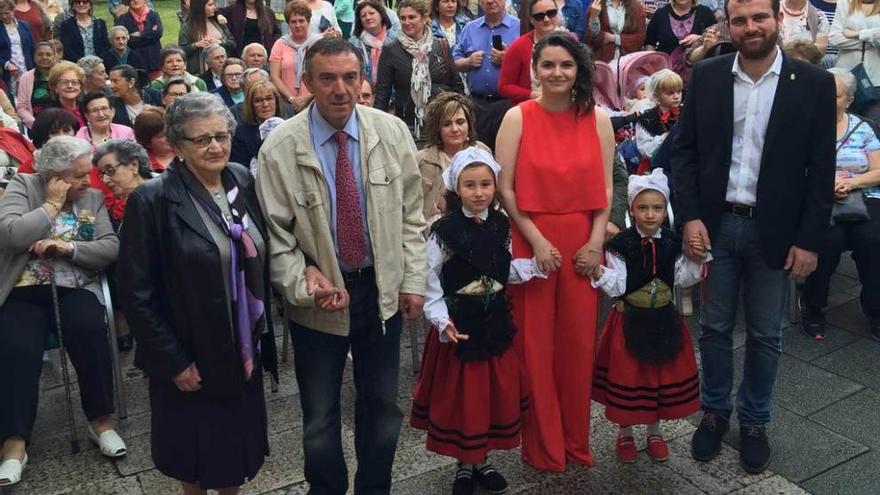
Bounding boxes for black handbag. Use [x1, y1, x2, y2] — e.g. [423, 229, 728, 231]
[832, 117, 872, 224]
[850, 43, 880, 112]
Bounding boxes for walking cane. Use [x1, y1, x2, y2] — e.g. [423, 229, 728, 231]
[46, 258, 81, 454]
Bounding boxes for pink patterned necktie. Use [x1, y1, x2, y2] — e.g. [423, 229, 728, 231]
[334, 131, 366, 268]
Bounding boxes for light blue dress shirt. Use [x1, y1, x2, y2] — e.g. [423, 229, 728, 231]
[309, 105, 374, 271]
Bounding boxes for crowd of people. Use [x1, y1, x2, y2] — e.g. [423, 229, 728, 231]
[0, 0, 878, 493]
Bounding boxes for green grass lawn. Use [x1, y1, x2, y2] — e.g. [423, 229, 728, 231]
[93, 0, 184, 49]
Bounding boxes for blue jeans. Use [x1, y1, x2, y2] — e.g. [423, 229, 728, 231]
[699, 213, 787, 426]
[290, 274, 403, 495]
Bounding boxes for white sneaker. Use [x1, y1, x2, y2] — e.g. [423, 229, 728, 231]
[0, 454, 27, 486]
[87, 426, 127, 458]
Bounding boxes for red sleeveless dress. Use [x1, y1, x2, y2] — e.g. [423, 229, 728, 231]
[510, 100, 607, 472]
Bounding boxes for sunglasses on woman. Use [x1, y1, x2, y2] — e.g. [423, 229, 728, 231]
[532, 8, 557, 21]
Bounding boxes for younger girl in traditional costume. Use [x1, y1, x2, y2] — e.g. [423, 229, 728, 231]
[634, 69, 682, 175]
[590, 169, 709, 464]
[411, 147, 544, 495]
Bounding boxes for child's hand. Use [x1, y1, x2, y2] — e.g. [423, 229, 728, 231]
[688, 234, 708, 260]
[443, 323, 469, 344]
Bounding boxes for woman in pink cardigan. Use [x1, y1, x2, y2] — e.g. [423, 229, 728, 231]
[15, 41, 55, 129]
[74, 92, 135, 148]
[498, 0, 569, 103]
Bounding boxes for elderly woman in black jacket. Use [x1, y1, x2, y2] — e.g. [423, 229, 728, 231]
[374, 0, 463, 141]
[117, 92, 277, 495]
[0, 136, 124, 488]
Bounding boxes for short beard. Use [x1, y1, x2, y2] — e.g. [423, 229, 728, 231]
[732, 31, 778, 60]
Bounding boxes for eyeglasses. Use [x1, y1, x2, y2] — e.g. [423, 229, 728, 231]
[224, 72, 243, 79]
[57, 79, 82, 87]
[98, 162, 125, 178]
[166, 91, 187, 97]
[87, 105, 112, 115]
[182, 132, 231, 147]
[72, 0, 90, 5]
[253, 95, 276, 104]
[531, 8, 557, 21]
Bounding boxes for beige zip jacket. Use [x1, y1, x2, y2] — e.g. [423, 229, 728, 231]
[256, 103, 427, 335]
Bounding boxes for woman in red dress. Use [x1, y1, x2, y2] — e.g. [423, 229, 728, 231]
[496, 32, 615, 472]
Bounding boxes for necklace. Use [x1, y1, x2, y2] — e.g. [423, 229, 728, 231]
[781, 0, 806, 17]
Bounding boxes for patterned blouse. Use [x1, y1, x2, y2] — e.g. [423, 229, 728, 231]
[15, 208, 98, 289]
[837, 114, 880, 200]
[79, 20, 96, 56]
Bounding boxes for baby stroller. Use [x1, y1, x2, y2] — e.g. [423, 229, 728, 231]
[593, 51, 670, 174]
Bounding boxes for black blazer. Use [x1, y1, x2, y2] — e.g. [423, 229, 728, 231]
[201, 69, 222, 92]
[57, 17, 110, 62]
[116, 10, 163, 71]
[100, 47, 146, 73]
[671, 52, 836, 268]
[117, 161, 278, 399]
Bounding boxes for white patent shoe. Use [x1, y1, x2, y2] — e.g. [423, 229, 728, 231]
[0, 454, 27, 486]
[87, 425, 127, 458]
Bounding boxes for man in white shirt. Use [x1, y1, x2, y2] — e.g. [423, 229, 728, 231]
[672, 0, 836, 475]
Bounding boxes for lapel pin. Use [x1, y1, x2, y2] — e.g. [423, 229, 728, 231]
[791, 73, 796, 81]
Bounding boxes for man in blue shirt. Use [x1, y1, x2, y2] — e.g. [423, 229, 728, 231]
[454, 0, 520, 150]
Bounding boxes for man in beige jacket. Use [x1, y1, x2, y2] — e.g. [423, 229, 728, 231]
[256, 37, 426, 495]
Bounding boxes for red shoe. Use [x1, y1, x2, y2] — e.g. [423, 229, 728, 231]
[647, 435, 669, 462]
[616, 434, 637, 464]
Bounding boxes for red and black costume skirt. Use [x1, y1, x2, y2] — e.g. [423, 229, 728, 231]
[410, 325, 528, 464]
[592, 307, 700, 426]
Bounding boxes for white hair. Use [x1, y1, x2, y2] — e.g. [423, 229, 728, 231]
[828, 68, 857, 99]
[243, 43, 268, 59]
[33, 136, 93, 177]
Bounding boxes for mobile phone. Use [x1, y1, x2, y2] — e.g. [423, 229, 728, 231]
[318, 15, 331, 32]
[492, 34, 503, 51]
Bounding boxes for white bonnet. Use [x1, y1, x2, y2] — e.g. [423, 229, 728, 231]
[627, 168, 670, 207]
[441, 146, 501, 192]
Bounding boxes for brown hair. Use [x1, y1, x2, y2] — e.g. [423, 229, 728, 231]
[353, 0, 393, 36]
[284, 0, 312, 22]
[134, 106, 166, 149]
[783, 39, 822, 65]
[398, 0, 430, 17]
[424, 92, 477, 149]
[242, 79, 282, 125]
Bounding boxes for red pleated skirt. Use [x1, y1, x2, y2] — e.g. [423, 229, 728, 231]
[410, 327, 528, 464]
[592, 308, 701, 426]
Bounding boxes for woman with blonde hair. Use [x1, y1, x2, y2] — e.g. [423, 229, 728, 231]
[417, 91, 489, 223]
[46, 60, 86, 126]
[830, 0, 880, 120]
[230, 79, 282, 167]
[375, 0, 463, 140]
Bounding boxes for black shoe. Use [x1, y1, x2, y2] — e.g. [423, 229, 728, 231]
[452, 464, 475, 495]
[474, 464, 508, 494]
[739, 425, 771, 474]
[800, 303, 825, 340]
[116, 334, 134, 352]
[691, 412, 730, 462]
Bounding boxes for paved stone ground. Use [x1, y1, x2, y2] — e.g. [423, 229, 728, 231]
[2, 256, 877, 494]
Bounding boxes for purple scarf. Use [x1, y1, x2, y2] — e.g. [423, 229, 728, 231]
[180, 162, 266, 380]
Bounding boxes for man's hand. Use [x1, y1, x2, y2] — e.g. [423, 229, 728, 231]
[468, 50, 484, 69]
[490, 47, 505, 66]
[682, 220, 711, 261]
[399, 293, 425, 320]
[785, 246, 818, 279]
[173, 363, 202, 392]
[305, 266, 350, 311]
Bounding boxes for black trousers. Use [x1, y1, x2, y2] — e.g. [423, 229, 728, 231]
[471, 95, 512, 152]
[802, 198, 880, 321]
[0, 286, 114, 444]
